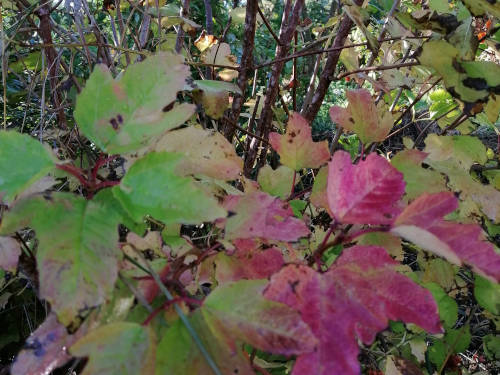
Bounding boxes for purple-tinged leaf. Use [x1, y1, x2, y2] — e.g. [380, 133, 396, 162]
[327, 151, 405, 224]
[264, 246, 442, 375]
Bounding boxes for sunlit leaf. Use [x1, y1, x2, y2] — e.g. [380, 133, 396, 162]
[269, 112, 330, 170]
[391, 192, 500, 282]
[113, 152, 226, 225]
[74, 52, 195, 154]
[257, 165, 295, 198]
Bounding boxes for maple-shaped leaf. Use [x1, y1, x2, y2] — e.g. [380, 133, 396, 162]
[264, 246, 442, 375]
[152, 126, 243, 180]
[391, 149, 447, 201]
[223, 192, 310, 241]
[329, 89, 393, 144]
[71, 322, 155, 375]
[391, 192, 500, 282]
[113, 152, 226, 225]
[327, 151, 405, 224]
[213, 240, 284, 284]
[11, 313, 87, 375]
[310, 166, 331, 213]
[156, 280, 317, 375]
[269, 112, 330, 170]
[0, 193, 120, 325]
[74, 52, 195, 154]
[0, 131, 55, 204]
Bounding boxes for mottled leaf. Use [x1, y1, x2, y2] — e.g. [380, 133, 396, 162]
[11, 313, 86, 375]
[74, 52, 195, 154]
[327, 151, 405, 224]
[391, 149, 447, 201]
[329, 89, 393, 144]
[462, 0, 500, 18]
[257, 165, 295, 198]
[0, 236, 21, 272]
[152, 126, 242, 180]
[0, 193, 120, 325]
[113, 152, 226, 225]
[72, 322, 155, 375]
[202, 42, 238, 67]
[269, 112, 330, 170]
[264, 246, 441, 375]
[156, 280, 317, 375]
[0, 132, 55, 203]
[223, 192, 309, 241]
[391, 192, 500, 282]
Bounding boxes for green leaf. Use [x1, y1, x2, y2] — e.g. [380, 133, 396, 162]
[113, 152, 226, 225]
[71, 322, 155, 375]
[424, 283, 458, 328]
[0, 193, 120, 325]
[483, 334, 500, 360]
[0, 132, 55, 204]
[74, 52, 195, 154]
[462, 0, 500, 18]
[257, 165, 295, 199]
[156, 280, 316, 375]
[474, 275, 500, 315]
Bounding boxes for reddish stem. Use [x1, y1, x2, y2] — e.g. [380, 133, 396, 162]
[56, 164, 88, 187]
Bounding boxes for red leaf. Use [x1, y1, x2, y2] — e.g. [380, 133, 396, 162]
[327, 151, 405, 224]
[223, 192, 310, 241]
[264, 246, 441, 375]
[269, 112, 330, 170]
[391, 192, 500, 282]
[214, 240, 284, 283]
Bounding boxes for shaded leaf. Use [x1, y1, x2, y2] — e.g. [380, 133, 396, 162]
[0, 236, 21, 272]
[11, 313, 86, 375]
[474, 275, 500, 315]
[152, 126, 242, 180]
[113, 152, 226, 225]
[391, 192, 500, 282]
[223, 192, 309, 241]
[329, 89, 393, 144]
[269, 112, 330, 170]
[74, 52, 195, 154]
[327, 151, 405, 224]
[156, 280, 317, 374]
[0, 193, 120, 325]
[0, 132, 55, 204]
[71, 322, 155, 375]
[264, 246, 441, 375]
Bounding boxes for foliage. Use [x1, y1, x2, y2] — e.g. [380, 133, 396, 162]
[1, 0, 500, 374]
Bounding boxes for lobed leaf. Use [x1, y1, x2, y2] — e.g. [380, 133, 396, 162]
[269, 112, 330, 170]
[264, 245, 442, 375]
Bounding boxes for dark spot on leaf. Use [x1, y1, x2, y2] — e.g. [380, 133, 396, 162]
[383, 213, 392, 218]
[288, 139, 293, 143]
[290, 131, 296, 138]
[348, 117, 354, 124]
[234, 369, 239, 374]
[110, 118, 119, 130]
[463, 77, 488, 91]
[162, 101, 175, 112]
[289, 279, 300, 293]
[452, 59, 465, 74]
[117, 114, 123, 124]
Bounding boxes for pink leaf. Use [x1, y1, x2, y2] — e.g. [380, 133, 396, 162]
[391, 192, 500, 282]
[0, 236, 21, 272]
[329, 89, 393, 144]
[264, 246, 442, 375]
[224, 192, 310, 241]
[11, 313, 87, 375]
[269, 112, 330, 170]
[327, 151, 405, 224]
[214, 240, 284, 283]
